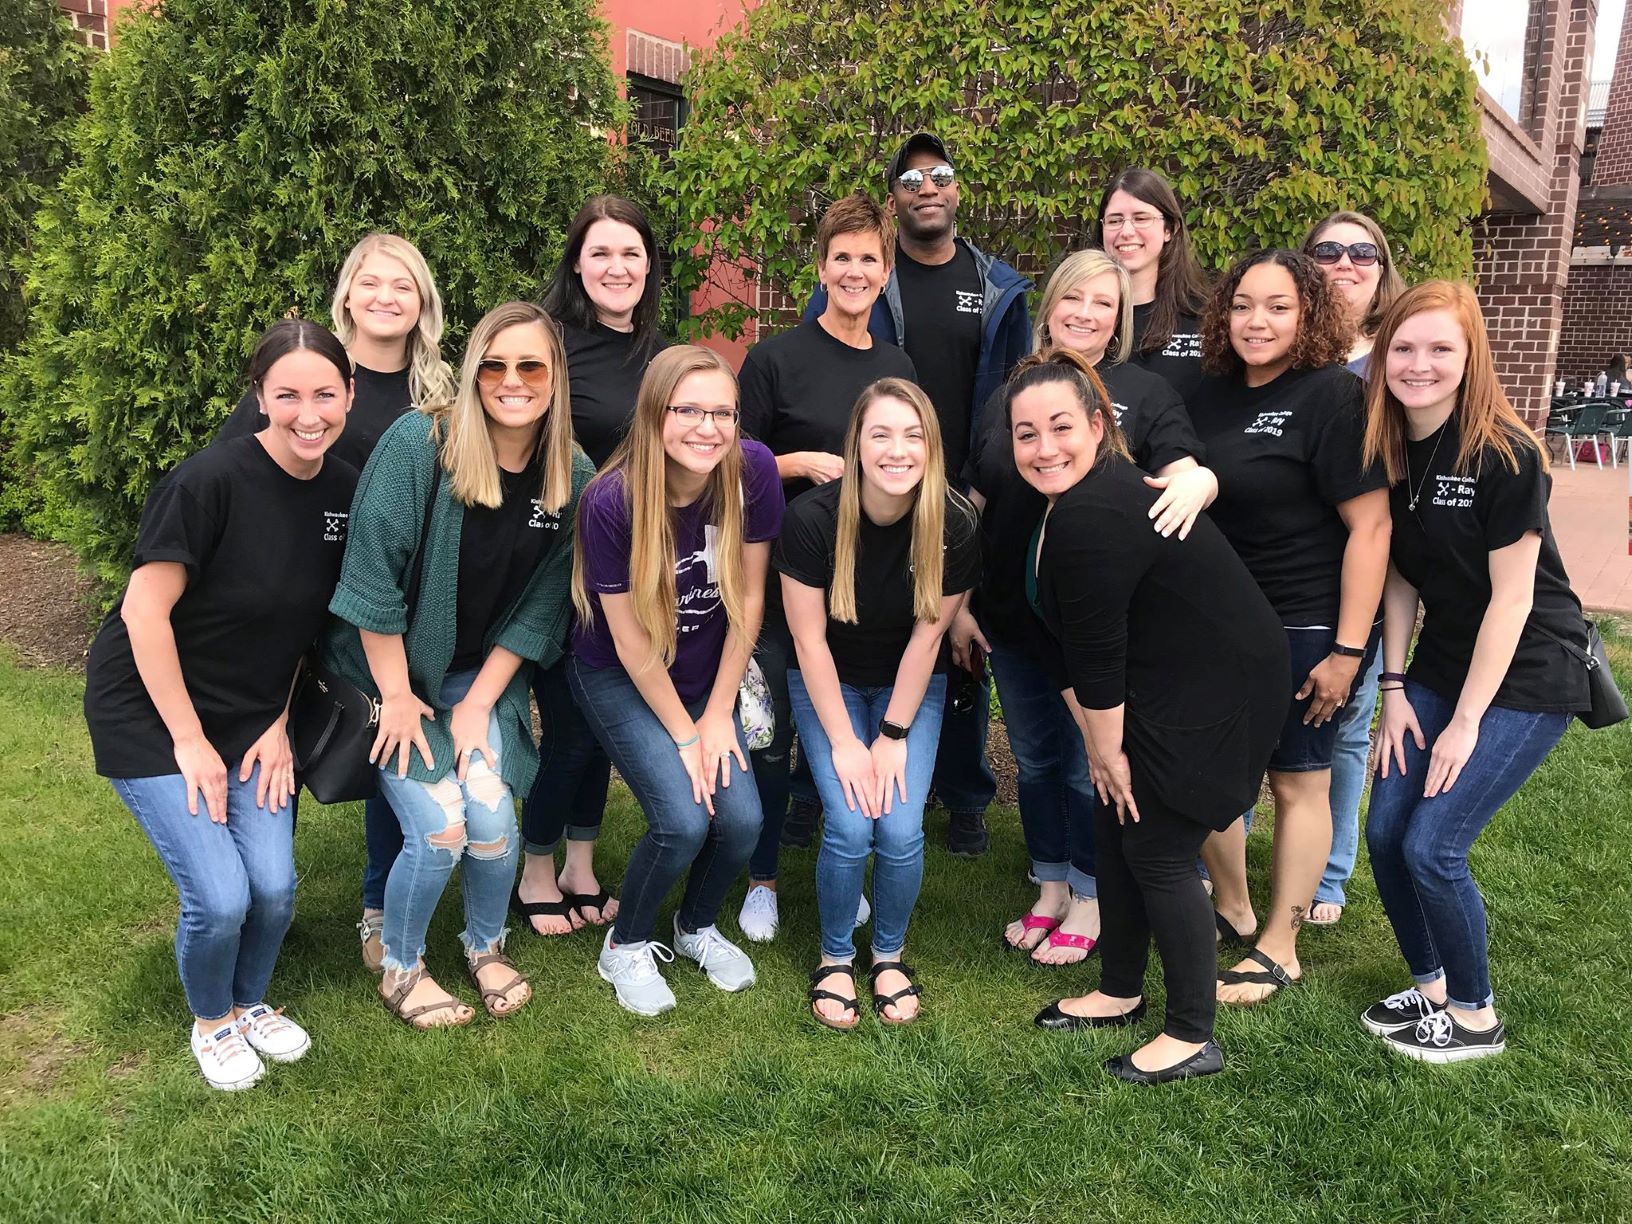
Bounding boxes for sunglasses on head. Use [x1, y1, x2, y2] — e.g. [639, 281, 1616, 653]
[475, 358, 551, 387]
[1310, 240, 1381, 268]
[895, 165, 956, 191]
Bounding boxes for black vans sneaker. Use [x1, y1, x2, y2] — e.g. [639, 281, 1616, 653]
[1361, 987, 1443, 1035]
[779, 797, 819, 849]
[947, 810, 990, 857]
[1382, 1011, 1506, 1063]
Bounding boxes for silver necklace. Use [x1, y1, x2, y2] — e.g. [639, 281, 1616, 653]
[1406, 425, 1447, 513]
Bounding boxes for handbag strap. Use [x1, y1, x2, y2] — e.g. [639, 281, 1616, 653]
[1530, 619, 1598, 670]
[401, 453, 444, 634]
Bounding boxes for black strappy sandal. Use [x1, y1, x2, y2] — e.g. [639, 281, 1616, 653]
[868, 960, 922, 1027]
[1213, 909, 1256, 950]
[509, 886, 579, 936]
[1217, 947, 1300, 1005]
[564, 887, 616, 926]
[809, 964, 860, 1031]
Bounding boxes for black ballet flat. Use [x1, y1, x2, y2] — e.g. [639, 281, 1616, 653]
[1034, 998, 1147, 1031]
[1104, 1040, 1224, 1084]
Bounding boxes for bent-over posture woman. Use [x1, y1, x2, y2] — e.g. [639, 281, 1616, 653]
[324, 301, 592, 1028]
[85, 320, 359, 1089]
[1013, 349, 1289, 1083]
[1362, 282, 1591, 1061]
[780, 379, 979, 1029]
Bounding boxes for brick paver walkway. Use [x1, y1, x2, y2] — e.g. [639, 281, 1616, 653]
[1549, 455, 1632, 614]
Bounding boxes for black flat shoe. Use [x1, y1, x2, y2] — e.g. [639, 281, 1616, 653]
[1104, 1040, 1224, 1084]
[1213, 909, 1255, 950]
[1034, 998, 1147, 1030]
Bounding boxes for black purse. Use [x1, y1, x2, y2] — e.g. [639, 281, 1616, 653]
[1533, 620, 1628, 730]
[290, 463, 442, 803]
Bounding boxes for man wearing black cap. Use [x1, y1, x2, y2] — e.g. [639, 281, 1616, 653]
[803, 132, 1031, 855]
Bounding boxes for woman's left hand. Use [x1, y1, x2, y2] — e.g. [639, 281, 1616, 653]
[1297, 652, 1361, 727]
[697, 709, 747, 791]
[1144, 467, 1216, 540]
[240, 715, 295, 812]
[1424, 714, 1479, 798]
[450, 697, 496, 781]
[869, 736, 909, 818]
[1091, 750, 1141, 824]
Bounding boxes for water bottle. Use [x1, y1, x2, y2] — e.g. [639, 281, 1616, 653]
[1596, 371, 1608, 396]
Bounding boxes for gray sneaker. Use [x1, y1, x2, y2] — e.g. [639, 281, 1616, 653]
[597, 931, 677, 1016]
[673, 918, 757, 992]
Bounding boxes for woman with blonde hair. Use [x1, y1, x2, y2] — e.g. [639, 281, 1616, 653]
[570, 345, 784, 1016]
[780, 379, 979, 1029]
[323, 300, 593, 1029]
[1361, 281, 1591, 1061]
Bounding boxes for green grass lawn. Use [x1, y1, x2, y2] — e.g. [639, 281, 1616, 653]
[3, 638, 1631, 1224]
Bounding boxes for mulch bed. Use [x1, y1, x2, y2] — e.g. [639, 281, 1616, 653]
[0, 533, 99, 671]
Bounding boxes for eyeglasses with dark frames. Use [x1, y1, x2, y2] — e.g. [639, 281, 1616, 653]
[666, 405, 741, 428]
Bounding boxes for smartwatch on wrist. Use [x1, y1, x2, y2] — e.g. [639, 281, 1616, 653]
[879, 719, 910, 741]
[1329, 642, 1366, 659]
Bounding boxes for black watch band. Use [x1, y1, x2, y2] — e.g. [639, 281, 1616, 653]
[1330, 642, 1366, 659]
[879, 719, 911, 740]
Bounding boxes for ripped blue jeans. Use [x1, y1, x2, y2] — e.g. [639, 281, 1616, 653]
[376, 669, 518, 974]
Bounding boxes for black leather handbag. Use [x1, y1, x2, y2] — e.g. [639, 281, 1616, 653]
[290, 464, 442, 804]
[1534, 620, 1628, 730]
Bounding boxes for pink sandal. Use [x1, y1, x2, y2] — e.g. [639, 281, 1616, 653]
[1033, 930, 1098, 963]
[1006, 913, 1061, 949]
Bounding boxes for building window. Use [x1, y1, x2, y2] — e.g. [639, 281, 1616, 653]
[1463, 0, 1543, 129]
[628, 73, 687, 158]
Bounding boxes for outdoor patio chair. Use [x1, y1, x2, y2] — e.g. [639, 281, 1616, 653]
[1607, 412, 1632, 469]
[1544, 402, 1610, 469]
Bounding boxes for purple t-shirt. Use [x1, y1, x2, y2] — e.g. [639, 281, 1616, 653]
[572, 438, 784, 704]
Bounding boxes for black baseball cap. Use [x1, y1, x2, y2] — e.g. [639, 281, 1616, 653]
[884, 133, 952, 189]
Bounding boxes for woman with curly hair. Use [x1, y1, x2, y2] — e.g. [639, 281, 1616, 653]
[1188, 249, 1392, 1005]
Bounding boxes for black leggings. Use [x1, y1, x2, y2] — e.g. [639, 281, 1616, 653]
[1093, 777, 1216, 1044]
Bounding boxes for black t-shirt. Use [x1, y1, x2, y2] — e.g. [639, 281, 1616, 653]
[450, 458, 569, 673]
[964, 360, 1204, 651]
[83, 437, 359, 777]
[894, 242, 984, 478]
[1391, 420, 1589, 712]
[1189, 364, 1385, 624]
[773, 480, 981, 688]
[564, 321, 668, 468]
[1130, 303, 1206, 407]
[217, 363, 411, 474]
[739, 318, 919, 503]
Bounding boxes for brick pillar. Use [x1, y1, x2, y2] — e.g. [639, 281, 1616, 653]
[1591, 8, 1632, 182]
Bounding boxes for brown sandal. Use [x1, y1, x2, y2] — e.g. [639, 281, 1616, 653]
[467, 950, 531, 1018]
[380, 969, 474, 1030]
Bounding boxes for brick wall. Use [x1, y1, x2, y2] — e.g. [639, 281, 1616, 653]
[1557, 260, 1632, 382]
[57, 0, 111, 50]
[627, 29, 690, 83]
[1590, 6, 1632, 182]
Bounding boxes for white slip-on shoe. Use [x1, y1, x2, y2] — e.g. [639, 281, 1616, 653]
[597, 930, 677, 1016]
[673, 918, 757, 992]
[190, 1021, 265, 1091]
[855, 893, 871, 928]
[737, 884, 779, 943]
[236, 1003, 311, 1063]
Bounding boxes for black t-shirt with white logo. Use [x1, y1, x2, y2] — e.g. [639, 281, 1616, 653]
[450, 457, 568, 673]
[1392, 419, 1589, 712]
[964, 360, 1204, 651]
[894, 243, 984, 478]
[773, 480, 981, 688]
[1190, 364, 1385, 624]
[565, 322, 668, 468]
[1130, 303, 1205, 407]
[217, 363, 412, 474]
[739, 318, 919, 504]
[84, 436, 360, 777]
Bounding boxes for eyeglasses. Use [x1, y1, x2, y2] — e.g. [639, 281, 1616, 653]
[1102, 211, 1165, 232]
[476, 358, 551, 387]
[1310, 240, 1381, 267]
[666, 405, 741, 428]
[895, 165, 956, 192]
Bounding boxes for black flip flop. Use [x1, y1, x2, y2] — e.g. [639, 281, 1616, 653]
[868, 960, 922, 1027]
[1218, 947, 1300, 1004]
[564, 887, 615, 925]
[509, 886, 579, 936]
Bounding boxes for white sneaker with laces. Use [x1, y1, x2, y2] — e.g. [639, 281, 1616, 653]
[190, 1021, 265, 1091]
[855, 893, 871, 928]
[597, 931, 677, 1016]
[674, 918, 757, 992]
[236, 1003, 311, 1063]
[737, 884, 779, 943]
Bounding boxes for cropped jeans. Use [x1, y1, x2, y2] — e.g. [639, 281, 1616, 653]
[112, 763, 296, 1021]
[375, 669, 519, 975]
[520, 654, 610, 856]
[790, 671, 946, 961]
[1365, 680, 1569, 1010]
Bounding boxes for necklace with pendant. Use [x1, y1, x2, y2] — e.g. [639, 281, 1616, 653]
[1406, 425, 1447, 513]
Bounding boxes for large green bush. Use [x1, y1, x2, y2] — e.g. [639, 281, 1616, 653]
[665, 0, 1488, 337]
[3, 0, 621, 586]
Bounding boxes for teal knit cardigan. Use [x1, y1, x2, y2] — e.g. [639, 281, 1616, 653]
[322, 412, 594, 797]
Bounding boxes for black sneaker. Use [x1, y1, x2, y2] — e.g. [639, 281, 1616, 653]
[1382, 1012, 1506, 1063]
[780, 797, 819, 849]
[947, 810, 989, 857]
[1361, 987, 1443, 1035]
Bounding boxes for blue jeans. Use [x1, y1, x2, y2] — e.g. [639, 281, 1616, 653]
[520, 654, 610, 855]
[790, 671, 946, 961]
[1318, 650, 1383, 906]
[931, 665, 996, 816]
[375, 669, 519, 974]
[570, 656, 763, 946]
[361, 793, 402, 912]
[1365, 681, 1568, 1010]
[987, 640, 1096, 896]
[112, 765, 296, 1020]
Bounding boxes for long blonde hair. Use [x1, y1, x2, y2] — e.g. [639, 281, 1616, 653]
[1362, 280, 1543, 483]
[331, 233, 456, 406]
[428, 301, 576, 512]
[830, 379, 972, 624]
[572, 346, 748, 669]
[1034, 249, 1134, 364]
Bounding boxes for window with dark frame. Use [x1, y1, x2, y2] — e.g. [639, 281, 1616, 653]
[628, 73, 687, 158]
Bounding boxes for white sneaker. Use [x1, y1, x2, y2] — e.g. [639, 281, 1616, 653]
[236, 1004, 311, 1063]
[673, 918, 757, 992]
[190, 1021, 265, 1091]
[737, 884, 779, 942]
[855, 893, 871, 928]
[597, 931, 677, 1016]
